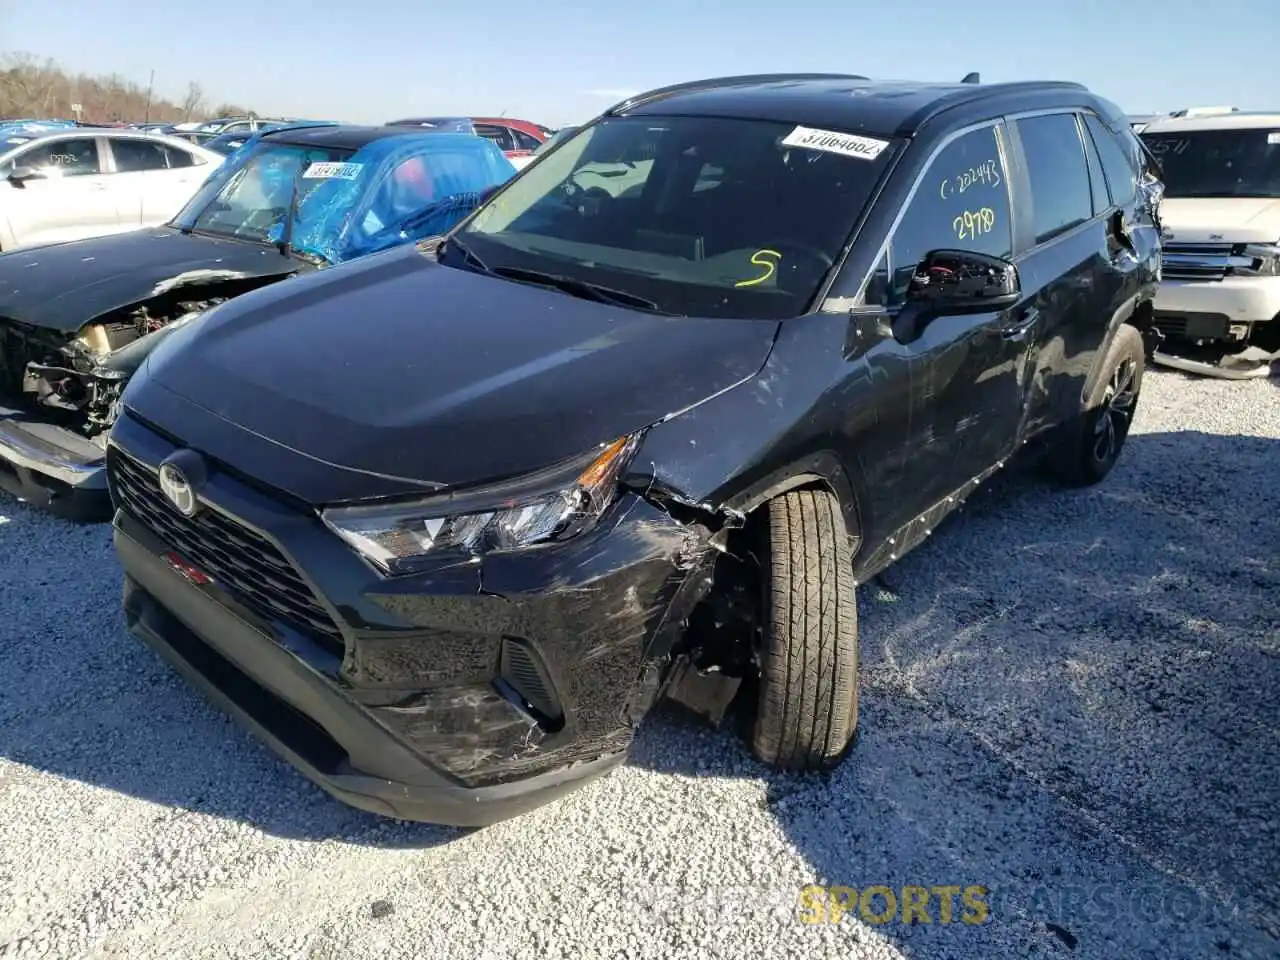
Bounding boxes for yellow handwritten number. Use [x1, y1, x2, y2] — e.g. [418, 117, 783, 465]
[735, 249, 783, 287]
[952, 208, 996, 241]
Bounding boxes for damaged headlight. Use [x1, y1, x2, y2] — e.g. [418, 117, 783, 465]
[321, 433, 643, 575]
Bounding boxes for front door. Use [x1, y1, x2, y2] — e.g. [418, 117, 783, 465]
[867, 121, 1030, 512]
[0, 136, 119, 247]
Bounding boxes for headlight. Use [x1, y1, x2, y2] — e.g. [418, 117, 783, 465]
[1235, 242, 1280, 277]
[321, 433, 643, 575]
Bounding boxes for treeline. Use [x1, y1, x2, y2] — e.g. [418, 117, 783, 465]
[0, 51, 255, 123]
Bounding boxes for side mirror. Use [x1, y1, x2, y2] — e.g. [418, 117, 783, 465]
[905, 249, 1020, 313]
[7, 165, 41, 187]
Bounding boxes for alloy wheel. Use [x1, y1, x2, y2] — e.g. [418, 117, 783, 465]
[1092, 358, 1138, 463]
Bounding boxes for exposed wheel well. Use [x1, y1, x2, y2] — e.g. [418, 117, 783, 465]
[681, 475, 852, 679]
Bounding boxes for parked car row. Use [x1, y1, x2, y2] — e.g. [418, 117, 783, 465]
[0, 73, 1172, 829]
[0, 121, 517, 513]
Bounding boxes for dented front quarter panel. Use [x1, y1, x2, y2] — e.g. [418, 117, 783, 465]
[341, 494, 717, 787]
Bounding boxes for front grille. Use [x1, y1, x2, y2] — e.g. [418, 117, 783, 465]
[1160, 242, 1254, 281]
[1152, 310, 1232, 342]
[109, 446, 345, 657]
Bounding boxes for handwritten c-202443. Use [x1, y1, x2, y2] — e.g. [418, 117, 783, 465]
[939, 159, 1002, 199]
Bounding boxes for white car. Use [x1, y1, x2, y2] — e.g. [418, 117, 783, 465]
[1139, 112, 1280, 378]
[0, 128, 224, 251]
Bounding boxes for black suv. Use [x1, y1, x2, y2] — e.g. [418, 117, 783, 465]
[106, 74, 1162, 826]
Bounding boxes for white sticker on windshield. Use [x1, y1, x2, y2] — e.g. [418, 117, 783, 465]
[780, 126, 889, 161]
[1269, 132, 1280, 145]
[302, 161, 364, 180]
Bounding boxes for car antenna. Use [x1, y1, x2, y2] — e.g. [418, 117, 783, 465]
[960, 72, 980, 84]
[277, 169, 302, 259]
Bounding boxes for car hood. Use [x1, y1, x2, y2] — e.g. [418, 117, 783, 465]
[1159, 197, 1280, 244]
[0, 227, 309, 333]
[132, 245, 779, 504]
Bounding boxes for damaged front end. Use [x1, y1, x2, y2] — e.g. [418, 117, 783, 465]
[21, 297, 222, 436]
[0, 272, 271, 520]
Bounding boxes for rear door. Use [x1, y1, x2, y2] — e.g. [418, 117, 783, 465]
[1005, 111, 1131, 438]
[105, 137, 212, 228]
[0, 135, 118, 247]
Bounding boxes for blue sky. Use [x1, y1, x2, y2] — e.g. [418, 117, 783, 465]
[2, 0, 1275, 127]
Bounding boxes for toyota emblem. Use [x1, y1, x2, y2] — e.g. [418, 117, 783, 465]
[158, 462, 199, 517]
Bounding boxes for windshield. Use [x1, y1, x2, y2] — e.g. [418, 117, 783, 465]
[171, 133, 516, 264]
[1140, 128, 1280, 198]
[453, 115, 898, 319]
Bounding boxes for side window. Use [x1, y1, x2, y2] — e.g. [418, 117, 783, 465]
[879, 125, 1013, 306]
[110, 139, 170, 173]
[475, 124, 515, 152]
[15, 138, 102, 177]
[163, 145, 197, 168]
[510, 128, 542, 151]
[1084, 114, 1138, 206]
[1015, 113, 1094, 244]
[1079, 116, 1111, 215]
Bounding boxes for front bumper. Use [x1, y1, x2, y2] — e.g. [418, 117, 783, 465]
[108, 413, 716, 825]
[1153, 276, 1280, 340]
[0, 403, 111, 521]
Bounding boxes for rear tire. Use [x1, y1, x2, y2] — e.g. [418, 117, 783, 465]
[749, 487, 859, 771]
[1046, 324, 1145, 487]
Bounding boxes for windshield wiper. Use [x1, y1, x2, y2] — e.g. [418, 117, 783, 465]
[490, 266, 665, 313]
[277, 171, 302, 259]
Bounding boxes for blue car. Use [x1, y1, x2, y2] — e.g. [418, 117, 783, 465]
[0, 123, 516, 520]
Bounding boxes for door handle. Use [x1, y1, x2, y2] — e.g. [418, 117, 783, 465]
[1001, 308, 1040, 342]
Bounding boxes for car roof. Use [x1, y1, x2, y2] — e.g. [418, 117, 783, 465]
[611, 74, 1093, 138]
[260, 124, 433, 149]
[1141, 112, 1280, 133]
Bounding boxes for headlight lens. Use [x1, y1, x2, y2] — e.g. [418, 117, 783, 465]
[321, 433, 642, 575]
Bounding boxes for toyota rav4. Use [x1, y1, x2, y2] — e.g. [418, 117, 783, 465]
[106, 74, 1162, 826]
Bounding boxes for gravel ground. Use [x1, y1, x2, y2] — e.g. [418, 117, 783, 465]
[0, 368, 1277, 960]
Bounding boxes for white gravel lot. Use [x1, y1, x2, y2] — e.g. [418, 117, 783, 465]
[0, 368, 1276, 960]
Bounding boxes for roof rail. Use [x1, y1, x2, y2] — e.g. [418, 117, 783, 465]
[960, 72, 980, 84]
[608, 73, 871, 115]
[259, 121, 342, 136]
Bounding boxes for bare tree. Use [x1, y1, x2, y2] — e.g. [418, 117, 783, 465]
[0, 51, 253, 123]
[181, 81, 204, 121]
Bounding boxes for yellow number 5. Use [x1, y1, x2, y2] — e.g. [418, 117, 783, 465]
[735, 249, 783, 288]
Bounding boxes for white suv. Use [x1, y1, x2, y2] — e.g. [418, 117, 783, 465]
[1140, 113, 1280, 378]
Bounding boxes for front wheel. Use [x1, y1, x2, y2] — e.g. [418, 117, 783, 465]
[1046, 324, 1145, 487]
[748, 487, 859, 771]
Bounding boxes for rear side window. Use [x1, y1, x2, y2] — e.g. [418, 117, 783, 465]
[1080, 118, 1110, 215]
[475, 124, 515, 152]
[164, 145, 197, 168]
[1015, 113, 1094, 244]
[510, 128, 542, 151]
[878, 125, 1013, 305]
[1084, 114, 1138, 206]
[111, 138, 170, 172]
